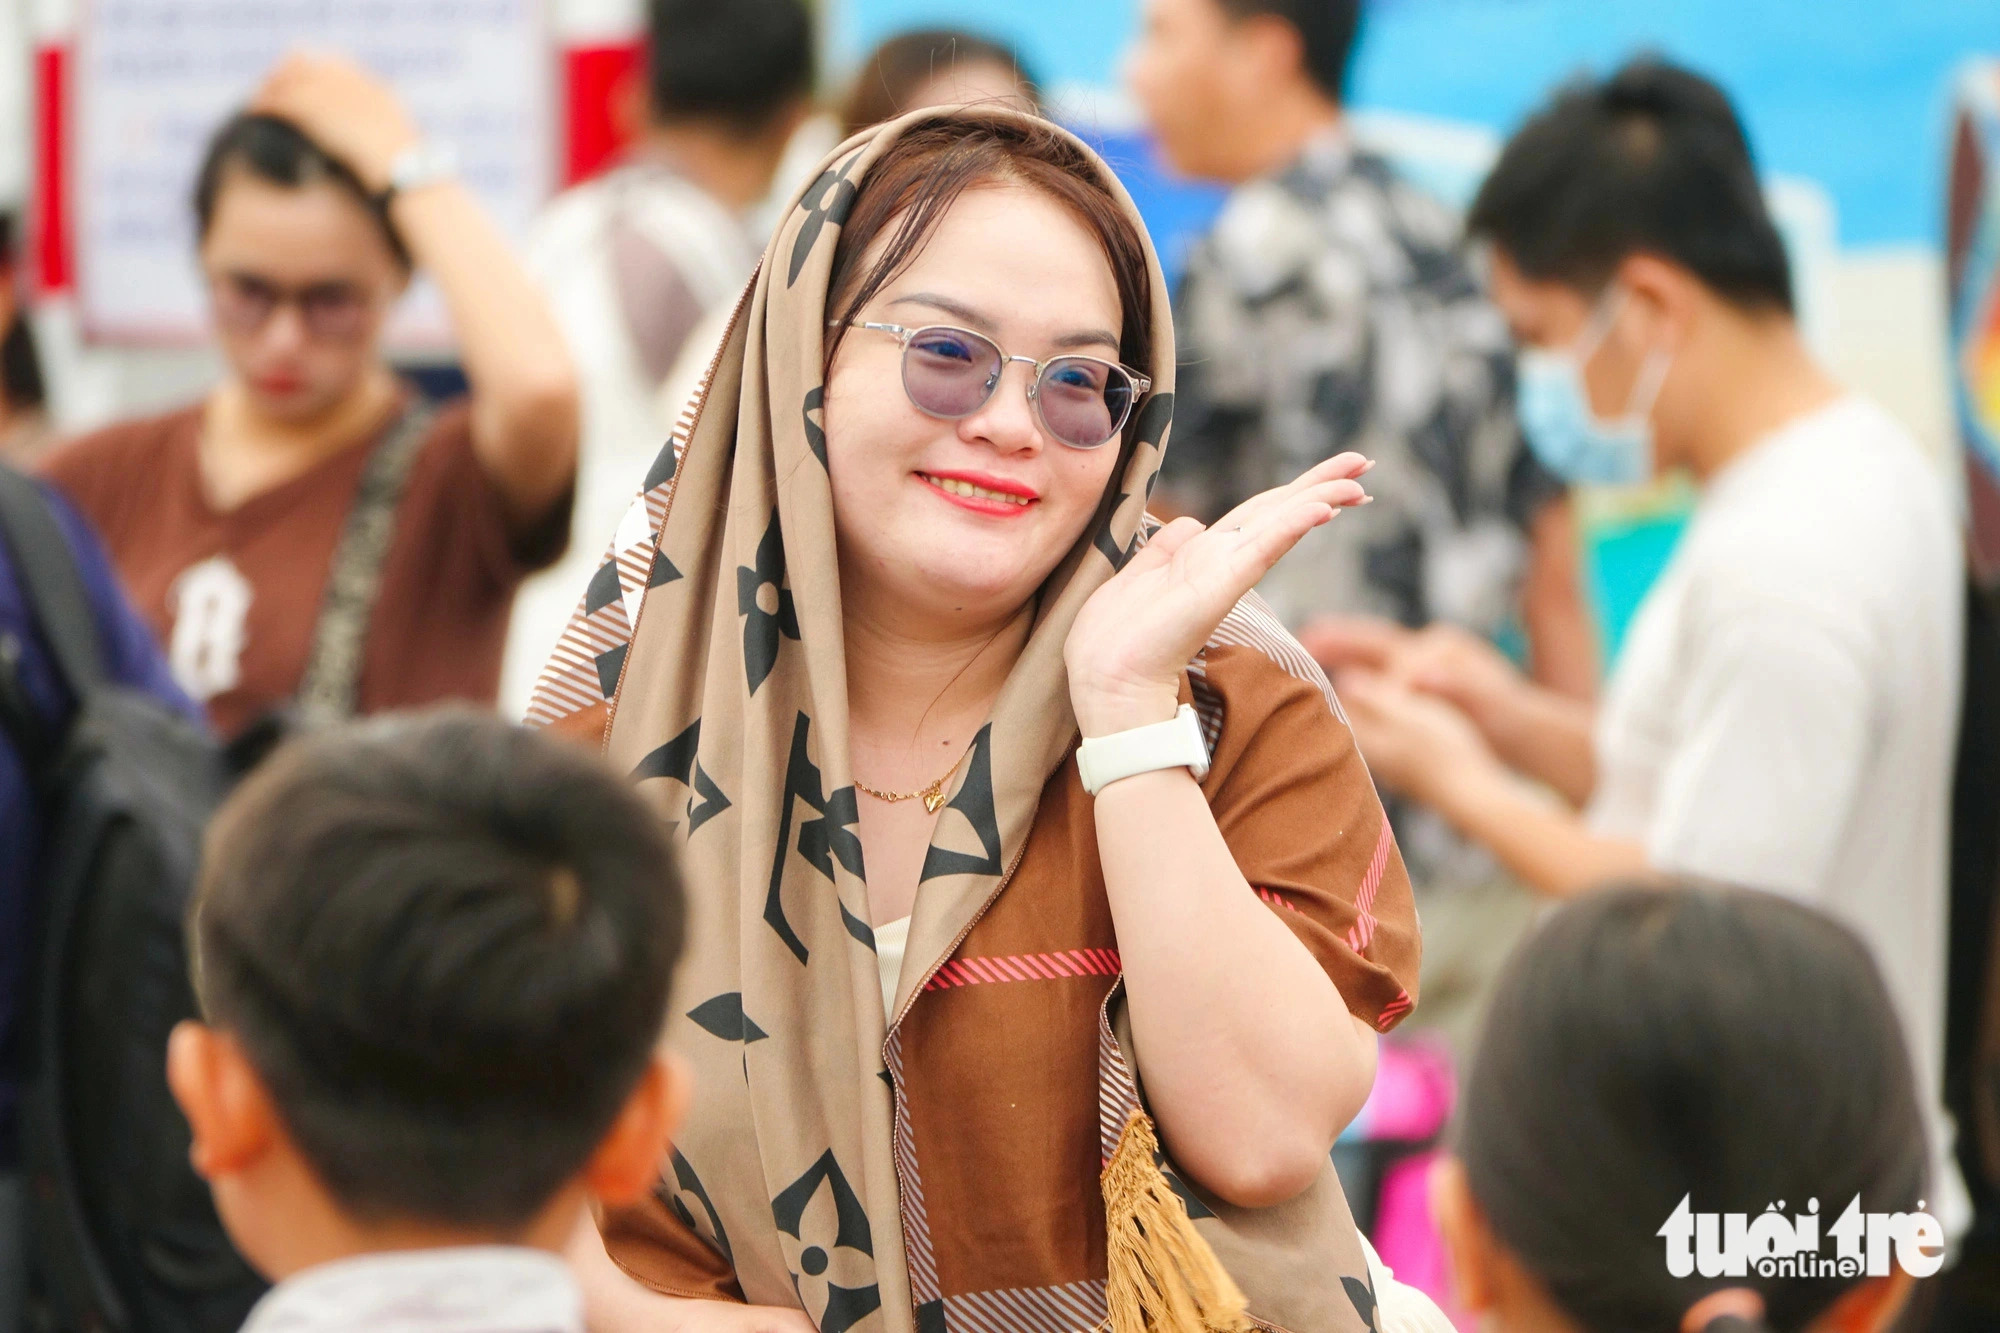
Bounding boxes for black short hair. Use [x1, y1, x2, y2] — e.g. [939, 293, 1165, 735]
[192, 708, 686, 1230]
[1467, 58, 1793, 313]
[1459, 883, 1927, 1331]
[0, 215, 45, 413]
[192, 113, 411, 269]
[646, 0, 815, 134]
[1216, 0, 1362, 101]
[839, 29, 1042, 137]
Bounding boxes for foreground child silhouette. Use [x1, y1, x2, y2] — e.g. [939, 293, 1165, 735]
[167, 709, 689, 1333]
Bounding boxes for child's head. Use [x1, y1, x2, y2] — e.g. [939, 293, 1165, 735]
[1434, 883, 1928, 1333]
[168, 709, 688, 1276]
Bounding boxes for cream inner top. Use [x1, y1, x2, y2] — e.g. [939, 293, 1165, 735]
[875, 915, 911, 1019]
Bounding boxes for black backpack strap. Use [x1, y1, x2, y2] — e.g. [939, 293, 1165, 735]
[0, 464, 107, 702]
[0, 628, 50, 769]
[294, 397, 436, 723]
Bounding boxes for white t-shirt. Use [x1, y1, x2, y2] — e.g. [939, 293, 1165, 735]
[1588, 396, 1967, 1234]
[499, 166, 758, 716]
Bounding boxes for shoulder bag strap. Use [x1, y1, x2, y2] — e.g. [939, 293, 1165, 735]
[0, 465, 107, 701]
[294, 398, 437, 723]
[0, 467, 107, 773]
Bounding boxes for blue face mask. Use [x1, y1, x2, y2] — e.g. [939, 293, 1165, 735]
[1513, 289, 1672, 487]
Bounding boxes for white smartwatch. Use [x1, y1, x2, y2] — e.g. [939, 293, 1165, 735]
[378, 140, 459, 208]
[1075, 704, 1211, 795]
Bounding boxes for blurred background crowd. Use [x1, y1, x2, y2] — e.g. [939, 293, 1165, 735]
[2, 0, 2000, 1330]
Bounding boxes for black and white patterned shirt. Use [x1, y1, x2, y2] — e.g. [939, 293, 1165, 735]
[1164, 129, 1563, 640]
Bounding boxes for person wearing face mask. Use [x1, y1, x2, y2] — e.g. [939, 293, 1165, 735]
[1325, 58, 1968, 1244]
[40, 55, 579, 741]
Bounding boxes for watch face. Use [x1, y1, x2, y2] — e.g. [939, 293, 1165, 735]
[393, 142, 459, 192]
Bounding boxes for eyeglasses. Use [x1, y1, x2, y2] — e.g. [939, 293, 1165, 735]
[835, 320, 1151, 450]
[208, 272, 374, 343]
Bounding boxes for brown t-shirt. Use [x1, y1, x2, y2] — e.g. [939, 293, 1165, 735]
[40, 394, 569, 738]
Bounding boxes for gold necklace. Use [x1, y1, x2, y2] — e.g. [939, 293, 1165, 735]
[855, 741, 974, 814]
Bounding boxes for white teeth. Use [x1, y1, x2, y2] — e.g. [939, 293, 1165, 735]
[927, 475, 1031, 506]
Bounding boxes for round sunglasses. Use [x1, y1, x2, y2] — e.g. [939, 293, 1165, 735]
[835, 320, 1151, 450]
[208, 271, 374, 343]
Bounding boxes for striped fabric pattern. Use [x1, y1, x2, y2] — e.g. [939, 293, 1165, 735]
[1206, 593, 1347, 723]
[1255, 886, 1301, 914]
[922, 950, 1122, 992]
[1185, 653, 1225, 754]
[524, 468, 670, 729]
[940, 1279, 1109, 1333]
[884, 1029, 942, 1307]
[1343, 818, 1396, 957]
[1096, 994, 1143, 1169]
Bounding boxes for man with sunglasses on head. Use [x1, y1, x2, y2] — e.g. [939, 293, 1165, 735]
[41, 55, 579, 741]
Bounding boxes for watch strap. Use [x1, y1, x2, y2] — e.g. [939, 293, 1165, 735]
[1075, 704, 1212, 795]
[375, 140, 458, 211]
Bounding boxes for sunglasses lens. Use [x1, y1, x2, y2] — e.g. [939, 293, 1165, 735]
[212, 275, 276, 333]
[903, 327, 1003, 418]
[1038, 357, 1131, 449]
[302, 285, 369, 342]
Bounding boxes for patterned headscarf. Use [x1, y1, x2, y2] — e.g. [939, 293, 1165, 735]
[529, 108, 1396, 1333]
[530, 106, 1179, 1329]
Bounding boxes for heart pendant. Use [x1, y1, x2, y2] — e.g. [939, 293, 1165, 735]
[923, 788, 946, 814]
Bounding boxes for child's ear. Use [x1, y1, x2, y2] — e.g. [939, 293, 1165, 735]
[166, 1021, 281, 1180]
[584, 1052, 691, 1208]
[1430, 1155, 1498, 1318]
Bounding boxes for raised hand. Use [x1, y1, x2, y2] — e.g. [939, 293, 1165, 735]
[250, 52, 420, 195]
[1301, 616, 1531, 750]
[1064, 453, 1371, 737]
[1335, 669, 1501, 803]
[1295, 614, 1411, 676]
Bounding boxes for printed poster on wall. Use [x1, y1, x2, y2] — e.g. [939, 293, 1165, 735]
[73, 0, 553, 347]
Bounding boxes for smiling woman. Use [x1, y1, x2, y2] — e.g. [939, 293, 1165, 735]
[528, 107, 1425, 1333]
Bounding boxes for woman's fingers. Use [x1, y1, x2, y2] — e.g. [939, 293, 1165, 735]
[1202, 480, 1357, 559]
[1209, 456, 1373, 534]
[1188, 498, 1337, 602]
[1106, 462, 1363, 636]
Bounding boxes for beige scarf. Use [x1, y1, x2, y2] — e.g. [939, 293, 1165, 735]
[530, 106, 1409, 1333]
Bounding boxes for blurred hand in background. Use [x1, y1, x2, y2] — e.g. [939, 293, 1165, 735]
[251, 53, 421, 196]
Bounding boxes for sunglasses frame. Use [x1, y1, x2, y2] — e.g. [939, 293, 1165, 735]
[834, 320, 1152, 450]
[207, 270, 377, 343]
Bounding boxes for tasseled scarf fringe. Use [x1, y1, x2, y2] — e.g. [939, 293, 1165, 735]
[1101, 1107, 1256, 1333]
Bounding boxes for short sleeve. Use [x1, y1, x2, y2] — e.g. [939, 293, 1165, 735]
[1645, 585, 1875, 898]
[403, 403, 573, 593]
[1195, 633, 1421, 1031]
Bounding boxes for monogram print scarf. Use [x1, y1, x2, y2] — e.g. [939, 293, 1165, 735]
[529, 106, 1416, 1333]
